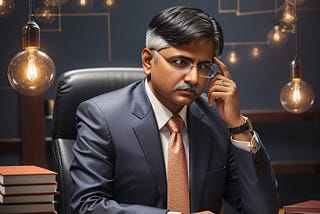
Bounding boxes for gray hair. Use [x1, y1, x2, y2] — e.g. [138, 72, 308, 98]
[145, 29, 170, 50]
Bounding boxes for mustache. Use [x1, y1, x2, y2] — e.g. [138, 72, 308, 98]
[173, 82, 200, 95]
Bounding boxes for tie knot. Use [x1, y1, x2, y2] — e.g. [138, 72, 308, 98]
[166, 115, 183, 133]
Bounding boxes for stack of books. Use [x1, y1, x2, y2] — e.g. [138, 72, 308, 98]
[0, 165, 58, 214]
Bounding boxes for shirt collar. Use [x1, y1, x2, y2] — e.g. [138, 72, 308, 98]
[144, 79, 188, 130]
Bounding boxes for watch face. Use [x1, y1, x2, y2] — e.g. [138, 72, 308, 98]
[245, 117, 253, 132]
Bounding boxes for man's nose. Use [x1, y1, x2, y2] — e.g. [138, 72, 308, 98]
[184, 65, 199, 84]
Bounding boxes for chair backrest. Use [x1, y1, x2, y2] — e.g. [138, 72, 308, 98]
[51, 67, 145, 214]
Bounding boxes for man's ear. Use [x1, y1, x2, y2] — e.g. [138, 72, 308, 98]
[141, 48, 153, 76]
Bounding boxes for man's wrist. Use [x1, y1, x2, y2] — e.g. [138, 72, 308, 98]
[229, 116, 253, 135]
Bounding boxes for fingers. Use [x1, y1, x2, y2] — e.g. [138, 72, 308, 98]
[206, 57, 237, 107]
[207, 78, 237, 106]
[217, 79, 224, 86]
[214, 57, 232, 80]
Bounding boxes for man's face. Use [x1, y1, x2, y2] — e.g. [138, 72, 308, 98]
[143, 36, 215, 113]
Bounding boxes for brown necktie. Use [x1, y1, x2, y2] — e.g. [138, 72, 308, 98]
[166, 115, 190, 214]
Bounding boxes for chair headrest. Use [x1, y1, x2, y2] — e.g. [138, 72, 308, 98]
[52, 67, 145, 140]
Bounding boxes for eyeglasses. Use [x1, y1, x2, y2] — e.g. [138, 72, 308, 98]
[153, 50, 219, 79]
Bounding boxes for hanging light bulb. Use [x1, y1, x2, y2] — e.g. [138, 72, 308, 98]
[227, 49, 240, 65]
[280, 58, 314, 113]
[7, 0, 55, 96]
[250, 47, 261, 59]
[0, 0, 15, 17]
[280, 0, 314, 114]
[282, 0, 296, 24]
[72, 0, 93, 11]
[103, 0, 115, 7]
[267, 24, 287, 47]
[267, 0, 287, 48]
[34, 2, 56, 24]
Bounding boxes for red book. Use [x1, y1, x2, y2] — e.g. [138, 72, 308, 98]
[284, 200, 320, 214]
[0, 166, 57, 185]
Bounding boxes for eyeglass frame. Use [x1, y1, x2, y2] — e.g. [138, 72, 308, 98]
[153, 49, 220, 79]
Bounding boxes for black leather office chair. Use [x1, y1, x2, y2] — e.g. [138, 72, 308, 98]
[51, 67, 145, 214]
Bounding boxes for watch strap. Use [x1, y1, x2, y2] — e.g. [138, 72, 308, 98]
[229, 116, 252, 135]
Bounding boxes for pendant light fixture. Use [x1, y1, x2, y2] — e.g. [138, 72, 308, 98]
[282, 0, 296, 25]
[280, 0, 314, 114]
[7, 0, 55, 96]
[34, 1, 56, 24]
[226, 44, 240, 66]
[227, 49, 240, 65]
[250, 47, 261, 59]
[267, 0, 287, 48]
[103, 0, 115, 8]
[72, 0, 93, 11]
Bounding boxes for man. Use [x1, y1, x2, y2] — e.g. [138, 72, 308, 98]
[70, 6, 279, 214]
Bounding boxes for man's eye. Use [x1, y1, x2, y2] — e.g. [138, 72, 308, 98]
[171, 58, 190, 68]
[198, 63, 211, 71]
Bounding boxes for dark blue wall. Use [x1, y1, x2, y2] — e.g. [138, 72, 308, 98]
[1, 0, 320, 210]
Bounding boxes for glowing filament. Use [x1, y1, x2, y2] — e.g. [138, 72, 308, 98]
[228, 50, 239, 64]
[273, 32, 280, 42]
[283, 2, 296, 24]
[26, 55, 38, 81]
[292, 84, 301, 103]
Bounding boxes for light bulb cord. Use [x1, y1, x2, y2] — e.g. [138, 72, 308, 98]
[28, 0, 34, 21]
[294, 0, 298, 58]
[274, 0, 277, 20]
[274, 0, 279, 24]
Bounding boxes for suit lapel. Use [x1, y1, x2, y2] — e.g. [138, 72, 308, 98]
[188, 105, 213, 211]
[131, 82, 167, 206]
[130, 82, 216, 210]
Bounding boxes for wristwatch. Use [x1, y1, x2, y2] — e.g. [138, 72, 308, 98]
[229, 116, 253, 135]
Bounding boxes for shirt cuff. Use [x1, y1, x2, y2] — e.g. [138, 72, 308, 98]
[167, 212, 182, 214]
[231, 131, 260, 153]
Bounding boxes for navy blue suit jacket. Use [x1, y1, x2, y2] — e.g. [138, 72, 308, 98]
[70, 79, 279, 214]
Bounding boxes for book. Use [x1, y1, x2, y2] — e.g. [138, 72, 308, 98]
[0, 166, 57, 185]
[0, 202, 55, 213]
[0, 192, 58, 203]
[0, 182, 57, 194]
[284, 200, 320, 214]
[20, 212, 57, 214]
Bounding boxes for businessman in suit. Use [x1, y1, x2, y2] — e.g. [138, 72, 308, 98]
[70, 6, 279, 214]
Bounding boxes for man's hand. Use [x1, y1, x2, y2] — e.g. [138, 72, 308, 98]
[207, 57, 243, 128]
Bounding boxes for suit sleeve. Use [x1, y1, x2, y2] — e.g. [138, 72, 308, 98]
[224, 132, 280, 214]
[70, 100, 168, 214]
